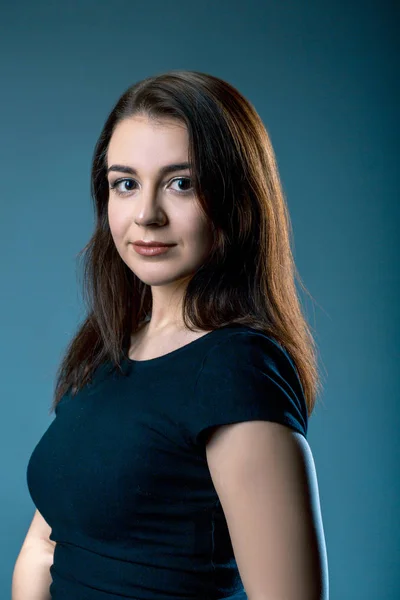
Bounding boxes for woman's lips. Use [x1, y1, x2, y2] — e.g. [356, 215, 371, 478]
[132, 244, 175, 256]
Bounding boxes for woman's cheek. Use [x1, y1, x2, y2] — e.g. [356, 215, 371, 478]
[108, 206, 127, 241]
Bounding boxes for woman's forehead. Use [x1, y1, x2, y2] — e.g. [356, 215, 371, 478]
[107, 116, 189, 167]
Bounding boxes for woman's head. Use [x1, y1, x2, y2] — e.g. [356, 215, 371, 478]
[91, 70, 278, 302]
[90, 70, 292, 326]
[51, 70, 321, 414]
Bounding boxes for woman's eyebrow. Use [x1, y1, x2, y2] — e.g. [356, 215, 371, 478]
[107, 162, 191, 176]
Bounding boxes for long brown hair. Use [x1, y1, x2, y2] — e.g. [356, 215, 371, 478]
[50, 70, 323, 416]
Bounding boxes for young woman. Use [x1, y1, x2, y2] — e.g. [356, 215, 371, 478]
[14, 70, 329, 600]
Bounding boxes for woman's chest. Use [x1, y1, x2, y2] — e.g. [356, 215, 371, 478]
[128, 327, 213, 361]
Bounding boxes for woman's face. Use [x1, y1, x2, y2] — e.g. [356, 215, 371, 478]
[106, 115, 213, 287]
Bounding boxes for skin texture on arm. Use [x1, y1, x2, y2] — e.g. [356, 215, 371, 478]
[205, 421, 329, 600]
[11, 509, 55, 600]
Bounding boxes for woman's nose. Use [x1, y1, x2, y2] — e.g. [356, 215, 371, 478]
[134, 187, 168, 227]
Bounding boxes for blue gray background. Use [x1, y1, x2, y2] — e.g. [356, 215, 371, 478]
[1, 1, 398, 598]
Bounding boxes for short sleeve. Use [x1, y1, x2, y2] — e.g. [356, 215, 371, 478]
[188, 330, 308, 448]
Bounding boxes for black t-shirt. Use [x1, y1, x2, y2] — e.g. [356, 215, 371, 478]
[26, 324, 308, 600]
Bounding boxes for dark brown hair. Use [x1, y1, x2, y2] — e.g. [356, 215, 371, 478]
[50, 69, 323, 416]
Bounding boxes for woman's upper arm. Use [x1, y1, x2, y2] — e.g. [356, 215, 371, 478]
[205, 420, 329, 600]
[21, 509, 55, 552]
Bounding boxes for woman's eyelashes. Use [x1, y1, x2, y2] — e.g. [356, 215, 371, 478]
[109, 177, 193, 196]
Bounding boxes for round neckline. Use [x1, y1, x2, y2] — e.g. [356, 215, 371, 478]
[123, 324, 240, 366]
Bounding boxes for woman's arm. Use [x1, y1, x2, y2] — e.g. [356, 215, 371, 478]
[11, 509, 55, 600]
[206, 421, 329, 600]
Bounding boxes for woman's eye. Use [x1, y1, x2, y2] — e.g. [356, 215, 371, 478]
[109, 179, 137, 195]
[169, 177, 193, 193]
